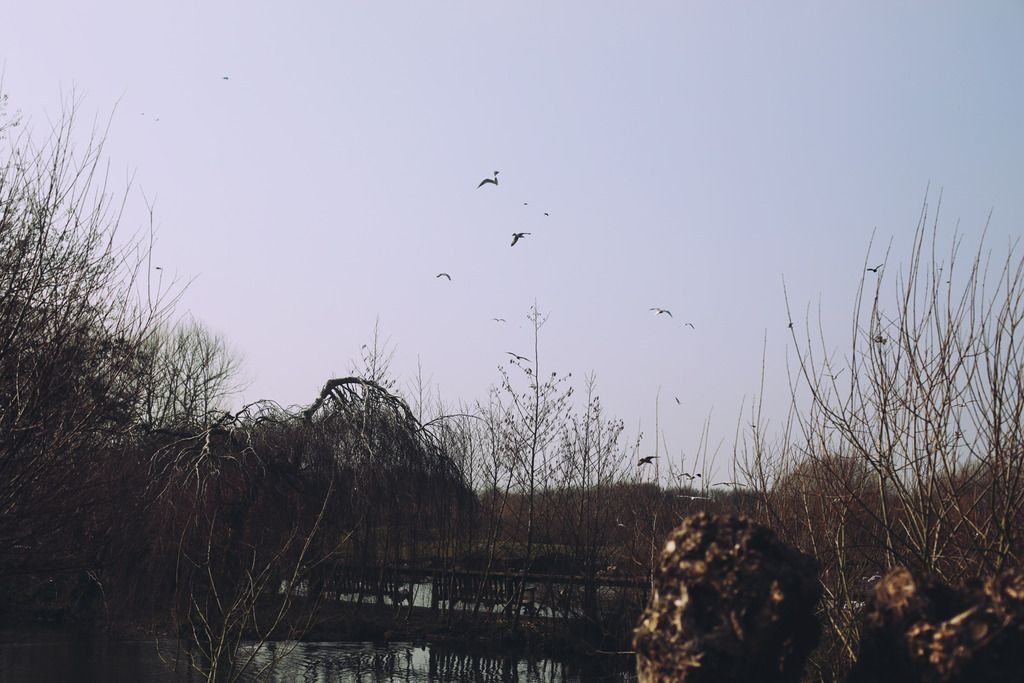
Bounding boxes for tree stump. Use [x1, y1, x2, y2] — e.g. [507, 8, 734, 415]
[847, 566, 1024, 683]
[633, 513, 821, 683]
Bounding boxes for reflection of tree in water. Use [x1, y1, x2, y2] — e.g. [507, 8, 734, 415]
[239, 642, 412, 682]
[429, 649, 518, 682]
[235, 642, 632, 682]
[427, 646, 631, 683]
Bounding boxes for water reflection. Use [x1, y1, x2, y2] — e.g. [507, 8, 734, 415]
[326, 581, 631, 622]
[240, 642, 633, 682]
[0, 638, 634, 683]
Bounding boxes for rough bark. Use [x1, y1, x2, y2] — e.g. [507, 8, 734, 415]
[847, 566, 1024, 683]
[633, 513, 821, 683]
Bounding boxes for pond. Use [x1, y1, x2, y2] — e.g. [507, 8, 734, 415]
[0, 637, 635, 682]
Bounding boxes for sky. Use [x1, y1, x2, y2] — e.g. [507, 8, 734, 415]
[2, 2, 1022, 480]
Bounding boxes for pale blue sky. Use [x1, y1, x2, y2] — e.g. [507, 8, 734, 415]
[3, 2, 1022, 478]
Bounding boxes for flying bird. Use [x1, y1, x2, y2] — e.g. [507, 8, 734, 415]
[511, 232, 531, 246]
[867, 264, 883, 273]
[477, 171, 499, 188]
[674, 397, 681, 405]
[637, 455, 657, 467]
[650, 307, 672, 317]
[222, 76, 230, 80]
[684, 322, 695, 329]
[680, 472, 701, 480]
[506, 351, 530, 362]
[543, 212, 549, 217]
[436, 272, 451, 280]
[492, 317, 506, 323]
[677, 495, 711, 501]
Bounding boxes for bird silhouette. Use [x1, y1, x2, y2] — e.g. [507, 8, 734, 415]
[511, 232, 531, 246]
[477, 171, 499, 188]
[684, 322, 695, 329]
[674, 396, 681, 405]
[680, 472, 701, 480]
[543, 212, 549, 216]
[637, 455, 657, 467]
[867, 264, 883, 273]
[677, 495, 711, 500]
[492, 317, 506, 323]
[506, 351, 530, 362]
[436, 273, 451, 280]
[222, 76, 230, 80]
[650, 307, 672, 317]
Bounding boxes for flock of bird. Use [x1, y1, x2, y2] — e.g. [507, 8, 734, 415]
[432, 170, 697, 334]
[432, 171, 540, 284]
[436, 171, 882, 484]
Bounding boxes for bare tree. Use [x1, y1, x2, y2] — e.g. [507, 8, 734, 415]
[496, 305, 573, 629]
[741, 198, 1024, 679]
[138, 317, 245, 429]
[0, 94, 173, 575]
[553, 374, 628, 625]
[156, 404, 346, 683]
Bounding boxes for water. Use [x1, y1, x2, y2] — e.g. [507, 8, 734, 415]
[0, 637, 190, 683]
[326, 581, 630, 621]
[0, 637, 635, 682]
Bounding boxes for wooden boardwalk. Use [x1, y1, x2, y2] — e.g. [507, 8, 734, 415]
[316, 563, 649, 616]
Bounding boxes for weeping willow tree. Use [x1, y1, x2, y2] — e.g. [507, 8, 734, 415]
[142, 376, 472, 682]
[306, 377, 478, 592]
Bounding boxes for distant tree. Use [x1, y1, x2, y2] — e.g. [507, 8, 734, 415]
[138, 317, 245, 429]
